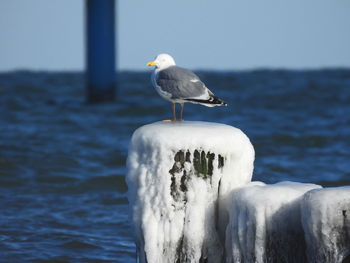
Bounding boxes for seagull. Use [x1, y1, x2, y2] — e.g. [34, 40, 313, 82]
[147, 54, 227, 122]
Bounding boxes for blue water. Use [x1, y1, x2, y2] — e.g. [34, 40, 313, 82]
[0, 70, 349, 262]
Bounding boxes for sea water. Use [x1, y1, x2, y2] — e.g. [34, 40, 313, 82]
[0, 70, 349, 262]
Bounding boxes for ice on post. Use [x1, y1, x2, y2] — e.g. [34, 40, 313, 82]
[301, 187, 350, 263]
[225, 181, 322, 263]
[126, 121, 254, 263]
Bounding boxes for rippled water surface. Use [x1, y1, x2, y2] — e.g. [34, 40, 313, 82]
[0, 70, 350, 262]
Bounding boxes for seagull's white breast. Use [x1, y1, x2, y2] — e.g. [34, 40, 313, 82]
[151, 69, 172, 101]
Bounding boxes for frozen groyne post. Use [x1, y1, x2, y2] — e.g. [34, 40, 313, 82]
[225, 181, 321, 263]
[85, 0, 116, 103]
[127, 121, 254, 263]
[301, 187, 350, 263]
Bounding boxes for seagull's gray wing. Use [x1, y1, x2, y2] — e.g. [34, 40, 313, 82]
[156, 66, 208, 100]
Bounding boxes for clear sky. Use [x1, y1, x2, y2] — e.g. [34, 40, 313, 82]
[0, 0, 349, 71]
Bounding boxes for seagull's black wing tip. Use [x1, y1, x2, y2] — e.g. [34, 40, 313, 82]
[184, 96, 227, 107]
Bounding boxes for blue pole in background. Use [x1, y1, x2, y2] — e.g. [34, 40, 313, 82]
[86, 0, 116, 103]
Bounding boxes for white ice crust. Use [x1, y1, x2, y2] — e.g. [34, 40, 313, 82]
[126, 121, 350, 263]
[225, 181, 322, 263]
[301, 186, 350, 263]
[126, 121, 255, 263]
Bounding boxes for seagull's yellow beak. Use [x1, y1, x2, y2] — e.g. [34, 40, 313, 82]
[147, 61, 157, 67]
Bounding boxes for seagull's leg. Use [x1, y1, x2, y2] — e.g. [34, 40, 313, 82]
[163, 103, 176, 122]
[178, 103, 184, 121]
[172, 103, 176, 121]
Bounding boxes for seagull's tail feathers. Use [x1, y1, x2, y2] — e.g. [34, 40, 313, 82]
[184, 95, 227, 107]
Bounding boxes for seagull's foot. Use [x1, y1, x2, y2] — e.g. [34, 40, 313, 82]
[162, 119, 176, 122]
[176, 118, 183, 122]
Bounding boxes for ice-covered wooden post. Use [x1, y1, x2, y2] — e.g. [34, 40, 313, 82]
[126, 121, 254, 263]
[301, 187, 350, 263]
[225, 181, 322, 263]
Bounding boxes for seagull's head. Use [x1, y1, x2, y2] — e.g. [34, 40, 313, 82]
[147, 54, 176, 70]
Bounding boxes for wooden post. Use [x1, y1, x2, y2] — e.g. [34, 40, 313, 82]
[126, 121, 255, 263]
[86, 0, 116, 103]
